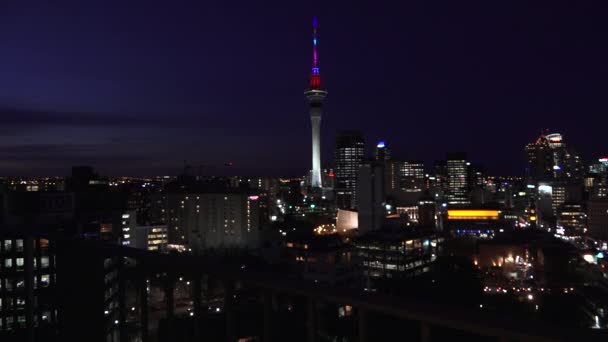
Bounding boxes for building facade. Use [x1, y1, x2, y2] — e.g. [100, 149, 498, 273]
[335, 131, 365, 210]
[0, 233, 56, 338]
[165, 192, 260, 252]
[446, 153, 469, 205]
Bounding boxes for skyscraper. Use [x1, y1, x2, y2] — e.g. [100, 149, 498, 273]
[399, 160, 425, 192]
[525, 132, 585, 183]
[375, 141, 391, 161]
[304, 17, 327, 189]
[525, 134, 554, 183]
[374, 140, 399, 195]
[357, 161, 386, 234]
[335, 131, 365, 209]
[446, 153, 469, 205]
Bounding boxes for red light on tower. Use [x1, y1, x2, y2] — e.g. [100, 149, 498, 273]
[308, 17, 322, 90]
[310, 75, 321, 89]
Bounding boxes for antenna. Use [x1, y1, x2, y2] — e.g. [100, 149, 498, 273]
[309, 16, 322, 89]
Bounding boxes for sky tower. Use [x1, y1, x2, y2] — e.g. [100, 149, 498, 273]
[305, 16, 327, 189]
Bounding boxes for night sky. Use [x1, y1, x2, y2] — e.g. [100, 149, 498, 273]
[1, 1, 607, 176]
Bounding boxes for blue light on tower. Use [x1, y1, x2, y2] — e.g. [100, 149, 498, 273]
[377, 141, 385, 148]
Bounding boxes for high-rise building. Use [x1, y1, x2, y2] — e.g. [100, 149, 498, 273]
[588, 198, 608, 241]
[384, 160, 400, 194]
[335, 131, 365, 209]
[467, 164, 485, 191]
[0, 232, 56, 335]
[132, 225, 168, 251]
[120, 211, 167, 251]
[446, 153, 469, 205]
[357, 162, 386, 234]
[434, 161, 448, 200]
[557, 203, 586, 237]
[374, 140, 400, 196]
[374, 141, 391, 161]
[525, 132, 585, 183]
[398, 160, 425, 192]
[305, 17, 327, 189]
[590, 157, 608, 195]
[165, 191, 260, 251]
[160, 177, 260, 252]
[590, 157, 608, 179]
[525, 134, 554, 183]
[353, 227, 441, 281]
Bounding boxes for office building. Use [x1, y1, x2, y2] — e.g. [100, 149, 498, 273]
[374, 141, 391, 162]
[467, 164, 485, 191]
[446, 153, 469, 205]
[357, 162, 386, 234]
[284, 233, 355, 285]
[557, 203, 586, 237]
[399, 160, 425, 192]
[166, 191, 260, 251]
[353, 227, 442, 280]
[0, 231, 56, 337]
[418, 195, 437, 227]
[133, 225, 168, 251]
[588, 198, 608, 241]
[525, 132, 585, 183]
[160, 177, 260, 252]
[526, 134, 557, 183]
[120, 212, 168, 251]
[335, 131, 365, 209]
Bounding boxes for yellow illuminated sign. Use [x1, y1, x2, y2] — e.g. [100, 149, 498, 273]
[447, 210, 499, 220]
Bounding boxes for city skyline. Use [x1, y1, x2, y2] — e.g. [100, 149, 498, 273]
[1, 2, 607, 176]
[2, 3, 608, 341]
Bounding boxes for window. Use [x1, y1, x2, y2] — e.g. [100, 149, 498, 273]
[6, 317, 13, 329]
[5, 258, 12, 268]
[16, 258, 24, 268]
[41, 256, 50, 268]
[16, 239, 24, 252]
[4, 240, 12, 252]
[18, 315, 26, 327]
[39, 239, 49, 250]
[41, 274, 50, 287]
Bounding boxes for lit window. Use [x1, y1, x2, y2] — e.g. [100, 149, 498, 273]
[41, 257, 49, 268]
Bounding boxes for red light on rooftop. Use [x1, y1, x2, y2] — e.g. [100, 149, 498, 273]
[328, 172, 335, 177]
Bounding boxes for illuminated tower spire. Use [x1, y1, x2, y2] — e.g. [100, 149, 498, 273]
[310, 16, 321, 89]
[305, 16, 327, 189]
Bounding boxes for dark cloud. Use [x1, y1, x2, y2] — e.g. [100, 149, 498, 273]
[0, 107, 191, 127]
